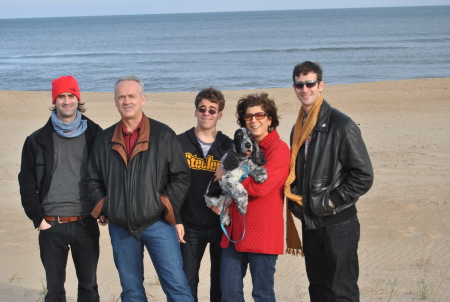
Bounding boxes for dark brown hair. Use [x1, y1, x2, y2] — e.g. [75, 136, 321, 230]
[292, 61, 323, 82]
[195, 87, 225, 111]
[236, 93, 279, 131]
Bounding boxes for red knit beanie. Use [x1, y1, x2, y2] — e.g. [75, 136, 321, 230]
[51, 76, 81, 104]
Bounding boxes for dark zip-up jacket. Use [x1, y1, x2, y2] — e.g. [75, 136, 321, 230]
[18, 115, 102, 228]
[288, 100, 374, 229]
[87, 114, 190, 236]
[177, 127, 232, 230]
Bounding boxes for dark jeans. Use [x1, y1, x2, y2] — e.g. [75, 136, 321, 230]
[38, 216, 100, 302]
[302, 215, 360, 302]
[180, 226, 222, 302]
[220, 243, 278, 302]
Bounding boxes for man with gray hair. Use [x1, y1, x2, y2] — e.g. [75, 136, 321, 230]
[86, 75, 193, 301]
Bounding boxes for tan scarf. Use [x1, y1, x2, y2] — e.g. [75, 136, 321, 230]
[284, 95, 324, 256]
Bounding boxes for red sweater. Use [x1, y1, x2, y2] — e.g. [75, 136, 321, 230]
[220, 130, 290, 255]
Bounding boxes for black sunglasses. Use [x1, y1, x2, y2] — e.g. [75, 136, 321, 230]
[198, 107, 217, 115]
[293, 81, 320, 89]
[243, 112, 269, 121]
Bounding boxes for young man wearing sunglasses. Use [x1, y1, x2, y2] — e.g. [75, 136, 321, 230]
[176, 87, 232, 302]
[285, 61, 374, 301]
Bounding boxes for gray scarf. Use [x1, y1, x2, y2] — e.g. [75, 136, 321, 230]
[51, 111, 87, 138]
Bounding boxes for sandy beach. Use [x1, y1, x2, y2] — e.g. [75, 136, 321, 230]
[1, 78, 449, 301]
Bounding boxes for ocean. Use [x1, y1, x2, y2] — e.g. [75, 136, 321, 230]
[0, 6, 449, 93]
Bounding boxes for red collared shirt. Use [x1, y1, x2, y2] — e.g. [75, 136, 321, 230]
[121, 116, 143, 160]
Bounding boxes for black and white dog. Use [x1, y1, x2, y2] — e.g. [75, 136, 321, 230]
[205, 127, 268, 226]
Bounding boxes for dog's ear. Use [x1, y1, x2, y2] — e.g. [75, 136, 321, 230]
[232, 141, 237, 154]
[233, 129, 243, 154]
[222, 148, 240, 171]
[251, 141, 267, 166]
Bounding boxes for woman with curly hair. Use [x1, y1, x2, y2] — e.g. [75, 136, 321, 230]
[216, 93, 290, 302]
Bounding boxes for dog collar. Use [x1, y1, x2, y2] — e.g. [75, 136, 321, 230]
[239, 163, 250, 182]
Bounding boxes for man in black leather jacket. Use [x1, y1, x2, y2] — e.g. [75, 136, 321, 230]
[286, 62, 373, 301]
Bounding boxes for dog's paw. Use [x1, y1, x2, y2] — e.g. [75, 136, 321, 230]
[222, 214, 231, 226]
[237, 205, 247, 215]
[252, 167, 268, 183]
[205, 195, 223, 207]
[216, 196, 226, 212]
[254, 173, 268, 183]
[204, 195, 214, 207]
[236, 198, 248, 215]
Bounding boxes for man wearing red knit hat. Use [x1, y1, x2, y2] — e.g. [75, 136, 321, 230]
[19, 76, 102, 301]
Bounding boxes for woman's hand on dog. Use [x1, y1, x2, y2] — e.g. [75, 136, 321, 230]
[214, 164, 226, 181]
[175, 224, 186, 243]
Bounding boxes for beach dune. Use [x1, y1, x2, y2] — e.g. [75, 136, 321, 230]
[1, 78, 449, 301]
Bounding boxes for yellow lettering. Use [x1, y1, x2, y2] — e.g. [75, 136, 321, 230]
[184, 153, 221, 172]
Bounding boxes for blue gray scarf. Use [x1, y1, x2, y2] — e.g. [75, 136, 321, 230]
[51, 110, 87, 138]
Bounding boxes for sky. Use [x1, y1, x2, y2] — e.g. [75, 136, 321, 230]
[1, 0, 448, 19]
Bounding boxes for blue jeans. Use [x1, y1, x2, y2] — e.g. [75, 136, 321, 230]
[108, 220, 194, 302]
[180, 226, 222, 302]
[38, 216, 100, 302]
[302, 215, 360, 302]
[220, 243, 278, 302]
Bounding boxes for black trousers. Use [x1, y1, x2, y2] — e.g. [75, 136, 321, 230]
[39, 216, 100, 302]
[302, 215, 360, 302]
[180, 226, 222, 302]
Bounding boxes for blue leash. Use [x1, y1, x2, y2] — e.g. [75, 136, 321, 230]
[220, 194, 247, 243]
[220, 163, 249, 243]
